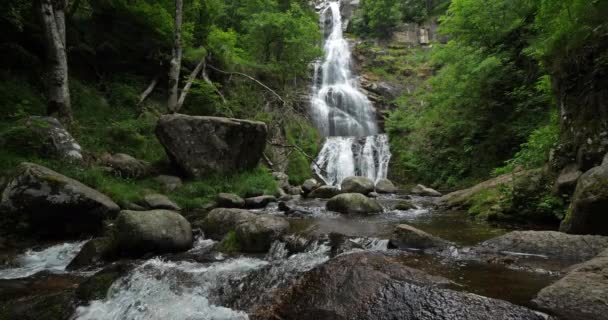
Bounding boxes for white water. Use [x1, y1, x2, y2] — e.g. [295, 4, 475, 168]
[0, 241, 86, 279]
[311, 1, 391, 186]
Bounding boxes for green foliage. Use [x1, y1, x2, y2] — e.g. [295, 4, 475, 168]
[285, 120, 321, 185]
[353, 0, 402, 37]
[218, 231, 241, 253]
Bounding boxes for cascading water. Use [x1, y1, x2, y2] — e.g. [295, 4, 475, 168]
[310, 1, 391, 186]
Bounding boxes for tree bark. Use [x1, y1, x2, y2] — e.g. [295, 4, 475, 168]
[167, 0, 183, 113]
[176, 58, 206, 111]
[39, 0, 72, 125]
[138, 75, 160, 106]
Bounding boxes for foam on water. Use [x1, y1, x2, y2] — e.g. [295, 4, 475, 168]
[0, 241, 86, 279]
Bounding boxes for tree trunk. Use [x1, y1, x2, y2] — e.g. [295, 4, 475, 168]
[167, 0, 183, 113]
[39, 0, 72, 125]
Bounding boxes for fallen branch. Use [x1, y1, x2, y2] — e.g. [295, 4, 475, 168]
[207, 64, 286, 106]
[262, 153, 274, 168]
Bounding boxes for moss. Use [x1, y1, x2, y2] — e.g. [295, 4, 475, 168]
[285, 120, 320, 185]
[218, 230, 241, 253]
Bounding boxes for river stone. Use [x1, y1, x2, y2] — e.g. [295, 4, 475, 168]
[156, 114, 267, 178]
[475, 231, 608, 263]
[67, 238, 115, 270]
[24, 116, 83, 161]
[0, 162, 120, 237]
[254, 251, 548, 320]
[302, 179, 320, 194]
[390, 224, 450, 250]
[326, 193, 383, 215]
[394, 201, 416, 211]
[375, 178, 397, 194]
[114, 210, 193, 256]
[341, 176, 375, 195]
[411, 184, 442, 197]
[200, 208, 258, 240]
[554, 164, 583, 195]
[100, 153, 151, 178]
[76, 262, 134, 302]
[272, 172, 290, 190]
[560, 163, 608, 235]
[236, 214, 289, 253]
[142, 193, 181, 211]
[308, 185, 340, 199]
[216, 193, 245, 208]
[533, 249, 608, 320]
[244, 195, 277, 209]
[154, 175, 183, 192]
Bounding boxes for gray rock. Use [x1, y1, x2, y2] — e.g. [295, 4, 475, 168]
[201, 208, 257, 240]
[100, 153, 151, 178]
[156, 114, 267, 178]
[301, 178, 319, 194]
[554, 164, 582, 195]
[255, 251, 549, 320]
[394, 201, 416, 211]
[308, 185, 340, 199]
[286, 186, 303, 196]
[154, 175, 183, 192]
[411, 184, 442, 197]
[216, 193, 245, 208]
[341, 176, 375, 195]
[533, 249, 608, 320]
[236, 215, 289, 253]
[390, 224, 450, 250]
[326, 193, 383, 215]
[114, 210, 193, 256]
[126, 202, 146, 211]
[67, 238, 114, 270]
[0, 162, 120, 237]
[25, 116, 83, 161]
[244, 195, 277, 209]
[368, 192, 379, 198]
[560, 163, 608, 235]
[375, 178, 397, 194]
[272, 172, 290, 190]
[142, 193, 181, 211]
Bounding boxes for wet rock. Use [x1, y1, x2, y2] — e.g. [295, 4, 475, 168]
[411, 184, 442, 197]
[302, 178, 320, 194]
[24, 116, 83, 161]
[554, 164, 582, 195]
[244, 195, 277, 209]
[126, 202, 146, 211]
[154, 175, 183, 192]
[533, 249, 608, 320]
[156, 114, 267, 178]
[236, 215, 289, 253]
[375, 178, 397, 194]
[560, 163, 608, 235]
[100, 153, 151, 178]
[142, 193, 181, 211]
[341, 176, 375, 195]
[308, 185, 340, 199]
[326, 193, 383, 215]
[272, 172, 290, 190]
[66, 238, 115, 270]
[114, 210, 193, 256]
[0, 162, 120, 237]
[216, 193, 245, 208]
[254, 251, 548, 320]
[391, 224, 450, 250]
[200, 208, 257, 240]
[286, 186, 303, 196]
[476, 231, 608, 264]
[394, 201, 416, 211]
[76, 262, 133, 302]
[368, 192, 379, 198]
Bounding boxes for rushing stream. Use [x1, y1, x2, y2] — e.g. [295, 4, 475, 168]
[310, 1, 391, 186]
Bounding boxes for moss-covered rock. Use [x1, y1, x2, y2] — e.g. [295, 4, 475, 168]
[561, 164, 608, 235]
[76, 262, 133, 302]
[341, 176, 375, 195]
[326, 193, 383, 215]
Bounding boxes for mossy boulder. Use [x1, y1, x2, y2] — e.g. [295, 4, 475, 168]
[341, 176, 375, 195]
[308, 185, 340, 199]
[200, 208, 257, 240]
[114, 209, 193, 256]
[561, 164, 608, 235]
[216, 193, 245, 208]
[326, 193, 383, 215]
[66, 237, 115, 270]
[390, 224, 450, 250]
[0, 162, 120, 237]
[394, 201, 416, 211]
[100, 153, 152, 179]
[375, 178, 397, 194]
[244, 195, 276, 209]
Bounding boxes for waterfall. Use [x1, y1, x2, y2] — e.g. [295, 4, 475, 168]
[310, 1, 391, 186]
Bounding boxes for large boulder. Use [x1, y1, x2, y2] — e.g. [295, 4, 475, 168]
[560, 163, 608, 235]
[200, 208, 257, 240]
[341, 176, 374, 195]
[254, 252, 549, 320]
[326, 193, 383, 215]
[156, 114, 267, 178]
[114, 210, 193, 256]
[100, 153, 151, 178]
[25, 116, 83, 161]
[533, 249, 608, 320]
[390, 224, 450, 250]
[375, 178, 396, 194]
[0, 162, 120, 237]
[308, 185, 340, 199]
[411, 184, 442, 197]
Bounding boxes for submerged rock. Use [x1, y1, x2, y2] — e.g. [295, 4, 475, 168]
[391, 224, 450, 250]
[375, 178, 397, 194]
[216, 193, 245, 208]
[253, 251, 548, 320]
[0, 162, 120, 237]
[560, 163, 608, 235]
[341, 176, 375, 195]
[411, 184, 442, 197]
[326, 193, 383, 215]
[534, 249, 608, 320]
[142, 193, 181, 211]
[114, 210, 193, 256]
[156, 114, 267, 178]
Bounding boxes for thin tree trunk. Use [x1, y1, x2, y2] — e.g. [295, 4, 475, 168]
[167, 0, 183, 113]
[176, 58, 206, 111]
[138, 75, 160, 105]
[39, 0, 72, 125]
[201, 63, 227, 104]
[206, 64, 286, 106]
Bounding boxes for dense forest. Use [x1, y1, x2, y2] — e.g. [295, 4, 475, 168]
[1, 0, 607, 319]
